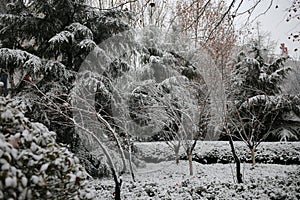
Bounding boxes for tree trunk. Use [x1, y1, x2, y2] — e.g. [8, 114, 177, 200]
[175, 147, 180, 165]
[128, 140, 135, 182]
[229, 136, 243, 183]
[188, 153, 193, 176]
[112, 169, 122, 200]
[175, 152, 179, 165]
[251, 147, 256, 166]
[9, 73, 15, 91]
[99, 0, 102, 9]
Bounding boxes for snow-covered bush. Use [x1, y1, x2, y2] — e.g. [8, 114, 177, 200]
[0, 97, 95, 199]
[134, 141, 300, 165]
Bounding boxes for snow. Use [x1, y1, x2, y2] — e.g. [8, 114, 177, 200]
[21, 177, 28, 187]
[94, 161, 300, 199]
[5, 176, 17, 188]
[49, 31, 74, 45]
[66, 23, 94, 40]
[31, 175, 39, 185]
[90, 141, 300, 199]
[23, 56, 43, 72]
[133, 141, 300, 164]
[0, 109, 13, 120]
[40, 163, 50, 172]
[1, 163, 9, 170]
[78, 39, 97, 51]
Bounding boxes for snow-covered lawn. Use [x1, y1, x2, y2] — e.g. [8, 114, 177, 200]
[89, 141, 300, 199]
[94, 161, 299, 199]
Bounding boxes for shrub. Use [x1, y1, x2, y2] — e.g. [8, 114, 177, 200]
[0, 97, 95, 199]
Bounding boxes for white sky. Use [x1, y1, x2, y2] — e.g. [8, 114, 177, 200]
[233, 0, 299, 59]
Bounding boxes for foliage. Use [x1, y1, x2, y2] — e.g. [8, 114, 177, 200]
[281, 62, 300, 95]
[226, 42, 295, 165]
[0, 3, 133, 188]
[231, 51, 290, 100]
[0, 97, 95, 199]
[0, 0, 130, 151]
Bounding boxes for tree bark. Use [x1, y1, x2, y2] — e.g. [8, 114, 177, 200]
[128, 140, 135, 182]
[112, 169, 122, 200]
[188, 153, 193, 176]
[175, 152, 179, 165]
[229, 136, 243, 183]
[175, 146, 180, 165]
[251, 147, 256, 166]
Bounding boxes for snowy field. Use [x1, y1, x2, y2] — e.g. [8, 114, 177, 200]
[92, 141, 300, 199]
[93, 162, 299, 199]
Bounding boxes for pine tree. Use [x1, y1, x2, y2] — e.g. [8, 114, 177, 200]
[0, 1, 132, 199]
[0, 0, 129, 148]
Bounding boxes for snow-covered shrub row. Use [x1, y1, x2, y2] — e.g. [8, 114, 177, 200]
[134, 141, 300, 164]
[0, 97, 95, 199]
[194, 141, 300, 165]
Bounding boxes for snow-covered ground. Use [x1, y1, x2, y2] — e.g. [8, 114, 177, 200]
[93, 161, 299, 199]
[92, 141, 300, 199]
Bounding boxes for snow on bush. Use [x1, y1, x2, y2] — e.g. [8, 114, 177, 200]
[134, 141, 300, 164]
[0, 97, 95, 199]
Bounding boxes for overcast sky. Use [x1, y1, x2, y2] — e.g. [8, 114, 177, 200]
[234, 0, 299, 59]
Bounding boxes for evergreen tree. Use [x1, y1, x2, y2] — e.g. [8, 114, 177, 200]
[0, 0, 129, 149]
[0, 1, 134, 199]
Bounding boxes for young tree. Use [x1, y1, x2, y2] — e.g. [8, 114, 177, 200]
[223, 116, 243, 183]
[126, 75, 209, 175]
[20, 67, 131, 200]
[228, 43, 291, 165]
[71, 72, 128, 200]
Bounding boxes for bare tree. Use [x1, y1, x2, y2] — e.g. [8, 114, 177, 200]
[180, 92, 209, 176]
[228, 41, 291, 166]
[223, 117, 243, 183]
[226, 98, 279, 166]
[149, 76, 209, 176]
[24, 72, 131, 200]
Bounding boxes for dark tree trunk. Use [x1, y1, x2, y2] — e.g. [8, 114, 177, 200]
[250, 147, 256, 166]
[175, 146, 180, 165]
[112, 169, 122, 200]
[229, 136, 243, 183]
[128, 141, 136, 182]
[188, 153, 193, 176]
